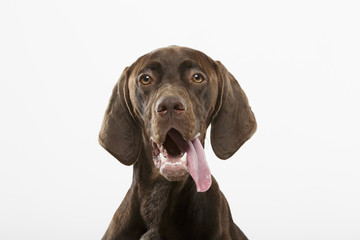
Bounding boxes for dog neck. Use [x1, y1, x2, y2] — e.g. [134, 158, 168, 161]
[131, 140, 195, 236]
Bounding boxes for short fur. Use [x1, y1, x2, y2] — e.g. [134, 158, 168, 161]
[99, 46, 256, 239]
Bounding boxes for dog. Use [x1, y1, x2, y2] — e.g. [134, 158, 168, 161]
[99, 46, 256, 239]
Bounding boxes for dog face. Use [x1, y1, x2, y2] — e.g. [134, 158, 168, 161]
[128, 46, 219, 146]
[99, 46, 256, 192]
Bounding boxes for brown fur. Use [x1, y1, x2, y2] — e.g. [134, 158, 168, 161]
[99, 46, 256, 239]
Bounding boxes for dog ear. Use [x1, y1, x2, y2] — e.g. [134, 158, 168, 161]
[99, 67, 142, 165]
[210, 61, 257, 159]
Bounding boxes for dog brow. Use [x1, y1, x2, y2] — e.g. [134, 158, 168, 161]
[179, 59, 206, 73]
[140, 61, 163, 74]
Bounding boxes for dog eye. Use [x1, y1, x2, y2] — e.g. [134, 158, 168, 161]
[139, 74, 152, 85]
[192, 74, 205, 83]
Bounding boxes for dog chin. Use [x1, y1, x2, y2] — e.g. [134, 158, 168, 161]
[160, 168, 189, 181]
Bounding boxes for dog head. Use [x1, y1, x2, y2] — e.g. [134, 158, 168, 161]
[99, 46, 256, 192]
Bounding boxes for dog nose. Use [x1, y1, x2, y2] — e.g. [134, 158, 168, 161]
[156, 96, 186, 115]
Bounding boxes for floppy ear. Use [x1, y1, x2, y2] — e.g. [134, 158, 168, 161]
[99, 67, 142, 165]
[210, 61, 257, 159]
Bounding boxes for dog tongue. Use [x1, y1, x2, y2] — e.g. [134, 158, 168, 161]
[168, 132, 212, 192]
[188, 138, 212, 192]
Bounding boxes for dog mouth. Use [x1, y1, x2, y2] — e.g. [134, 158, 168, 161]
[151, 128, 212, 192]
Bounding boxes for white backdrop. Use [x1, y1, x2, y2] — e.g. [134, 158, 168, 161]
[1, 0, 359, 239]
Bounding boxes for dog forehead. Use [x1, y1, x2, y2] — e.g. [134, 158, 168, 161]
[139, 46, 215, 72]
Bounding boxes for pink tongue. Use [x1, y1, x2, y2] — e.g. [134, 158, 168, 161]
[168, 132, 212, 192]
[188, 138, 212, 192]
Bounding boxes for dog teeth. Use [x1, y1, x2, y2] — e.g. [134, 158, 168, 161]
[181, 152, 187, 164]
[160, 152, 167, 162]
[157, 150, 188, 171]
[164, 161, 181, 166]
[160, 145, 165, 154]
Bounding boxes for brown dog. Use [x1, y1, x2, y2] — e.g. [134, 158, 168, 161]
[99, 46, 256, 239]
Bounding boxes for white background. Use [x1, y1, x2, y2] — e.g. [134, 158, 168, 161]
[1, 0, 359, 239]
